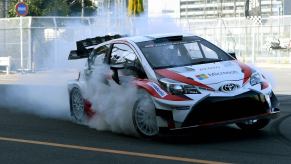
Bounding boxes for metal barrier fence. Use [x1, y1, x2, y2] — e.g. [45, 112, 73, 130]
[0, 16, 291, 72]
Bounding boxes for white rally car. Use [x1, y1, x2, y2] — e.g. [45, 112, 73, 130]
[68, 34, 280, 137]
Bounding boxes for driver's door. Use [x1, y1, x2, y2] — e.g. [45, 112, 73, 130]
[108, 43, 145, 84]
[85, 44, 110, 77]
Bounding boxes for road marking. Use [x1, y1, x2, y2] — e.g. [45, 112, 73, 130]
[0, 136, 227, 164]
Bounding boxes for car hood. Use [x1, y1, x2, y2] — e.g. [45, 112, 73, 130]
[155, 61, 253, 88]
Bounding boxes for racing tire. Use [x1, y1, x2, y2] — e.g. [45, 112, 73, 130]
[69, 87, 85, 123]
[236, 119, 270, 131]
[132, 91, 159, 138]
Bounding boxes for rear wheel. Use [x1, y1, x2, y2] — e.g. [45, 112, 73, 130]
[236, 119, 270, 131]
[70, 87, 85, 123]
[132, 92, 159, 138]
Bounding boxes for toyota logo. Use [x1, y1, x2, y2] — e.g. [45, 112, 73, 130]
[220, 83, 239, 92]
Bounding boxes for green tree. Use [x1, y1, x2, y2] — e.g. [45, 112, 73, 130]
[8, 0, 96, 17]
[68, 0, 97, 16]
[128, 0, 144, 16]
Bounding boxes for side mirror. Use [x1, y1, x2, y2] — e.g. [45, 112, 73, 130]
[228, 52, 237, 59]
[110, 63, 125, 84]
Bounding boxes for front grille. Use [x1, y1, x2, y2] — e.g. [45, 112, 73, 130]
[182, 91, 270, 127]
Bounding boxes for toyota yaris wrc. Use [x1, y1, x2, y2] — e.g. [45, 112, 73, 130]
[68, 34, 280, 137]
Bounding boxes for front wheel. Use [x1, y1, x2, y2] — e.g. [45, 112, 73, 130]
[132, 92, 159, 138]
[236, 119, 270, 131]
[70, 87, 85, 123]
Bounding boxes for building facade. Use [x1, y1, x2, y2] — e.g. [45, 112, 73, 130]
[284, 0, 291, 15]
[180, 0, 283, 19]
[147, 0, 285, 19]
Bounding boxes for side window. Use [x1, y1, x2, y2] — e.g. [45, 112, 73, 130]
[200, 43, 219, 59]
[110, 44, 145, 78]
[110, 44, 137, 65]
[184, 42, 203, 59]
[90, 45, 110, 66]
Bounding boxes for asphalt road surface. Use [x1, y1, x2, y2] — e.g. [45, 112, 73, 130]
[0, 67, 290, 164]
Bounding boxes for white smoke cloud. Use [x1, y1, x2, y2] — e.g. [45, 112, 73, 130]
[1, 11, 186, 135]
[0, 71, 72, 119]
[81, 65, 138, 135]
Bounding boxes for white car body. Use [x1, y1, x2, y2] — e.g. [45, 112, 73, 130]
[68, 33, 280, 137]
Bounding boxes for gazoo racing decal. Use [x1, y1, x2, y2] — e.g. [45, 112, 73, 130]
[199, 65, 220, 71]
[147, 82, 167, 98]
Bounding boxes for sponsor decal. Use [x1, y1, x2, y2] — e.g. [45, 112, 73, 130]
[170, 67, 195, 73]
[222, 61, 234, 67]
[208, 70, 239, 77]
[195, 71, 239, 80]
[184, 66, 195, 72]
[155, 69, 214, 91]
[196, 74, 209, 80]
[199, 66, 220, 71]
[147, 82, 167, 98]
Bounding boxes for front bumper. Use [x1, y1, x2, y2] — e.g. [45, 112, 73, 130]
[156, 91, 280, 130]
[171, 110, 279, 130]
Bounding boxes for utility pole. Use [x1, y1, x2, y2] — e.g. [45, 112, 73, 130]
[234, 0, 236, 17]
[0, 0, 4, 17]
[81, 0, 84, 17]
[282, 0, 284, 15]
[4, 0, 8, 17]
[271, 0, 273, 16]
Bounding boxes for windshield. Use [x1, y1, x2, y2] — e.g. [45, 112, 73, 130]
[137, 36, 233, 69]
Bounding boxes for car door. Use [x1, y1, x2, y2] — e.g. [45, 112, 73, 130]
[84, 44, 110, 83]
[108, 43, 146, 84]
[85, 44, 111, 76]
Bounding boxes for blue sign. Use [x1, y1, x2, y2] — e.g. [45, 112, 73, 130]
[16, 2, 29, 16]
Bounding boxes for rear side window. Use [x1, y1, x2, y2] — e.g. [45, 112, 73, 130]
[89, 44, 110, 66]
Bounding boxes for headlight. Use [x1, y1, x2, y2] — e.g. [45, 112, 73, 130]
[159, 78, 201, 95]
[250, 72, 262, 86]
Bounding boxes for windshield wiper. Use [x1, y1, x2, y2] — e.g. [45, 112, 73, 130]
[194, 58, 223, 65]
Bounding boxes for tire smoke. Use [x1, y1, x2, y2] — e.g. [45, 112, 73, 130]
[0, 71, 74, 119]
[1, 13, 184, 135]
[81, 65, 138, 135]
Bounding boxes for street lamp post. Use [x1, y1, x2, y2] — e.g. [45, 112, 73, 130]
[81, 0, 84, 17]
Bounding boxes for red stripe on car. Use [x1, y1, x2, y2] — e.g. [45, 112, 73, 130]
[237, 62, 252, 84]
[84, 100, 96, 117]
[261, 82, 269, 90]
[155, 69, 214, 91]
[134, 79, 191, 101]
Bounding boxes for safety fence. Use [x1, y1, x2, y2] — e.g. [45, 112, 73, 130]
[0, 16, 290, 72]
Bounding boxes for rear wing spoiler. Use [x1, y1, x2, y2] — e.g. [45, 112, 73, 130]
[68, 34, 124, 60]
